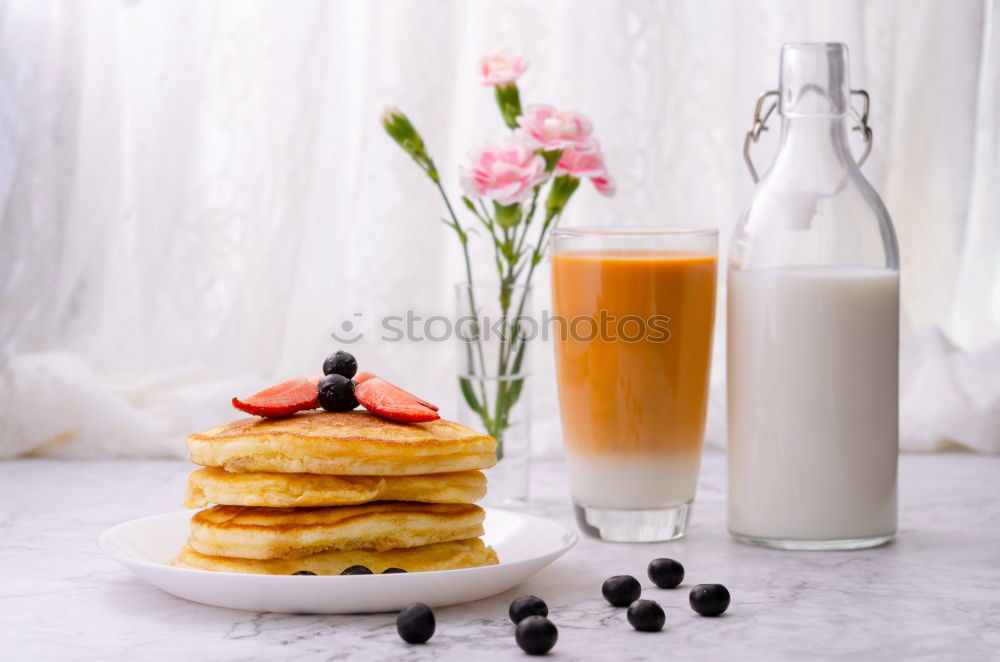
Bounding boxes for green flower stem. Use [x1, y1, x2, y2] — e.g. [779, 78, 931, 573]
[487, 176, 579, 446]
[489, 192, 545, 445]
[464, 197, 506, 279]
[491, 219, 521, 445]
[431, 176, 490, 407]
[502, 200, 570, 398]
[511, 186, 541, 270]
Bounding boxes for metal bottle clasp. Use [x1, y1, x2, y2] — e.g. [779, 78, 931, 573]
[742, 89, 873, 183]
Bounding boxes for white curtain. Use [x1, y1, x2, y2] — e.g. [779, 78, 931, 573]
[1, 0, 998, 458]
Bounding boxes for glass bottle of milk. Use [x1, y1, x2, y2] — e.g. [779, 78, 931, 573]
[727, 43, 900, 550]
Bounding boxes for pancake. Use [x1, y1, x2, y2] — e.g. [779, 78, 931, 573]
[172, 539, 498, 574]
[186, 411, 497, 476]
[188, 502, 486, 559]
[184, 467, 487, 508]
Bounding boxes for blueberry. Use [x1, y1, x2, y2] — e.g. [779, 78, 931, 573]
[627, 599, 665, 632]
[318, 374, 358, 412]
[323, 350, 358, 379]
[396, 602, 435, 644]
[291, 570, 316, 575]
[515, 615, 558, 655]
[508, 595, 548, 624]
[647, 558, 684, 589]
[689, 584, 730, 616]
[340, 565, 373, 575]
[382, 567, 407, 574]
[602, 575, 641, 607]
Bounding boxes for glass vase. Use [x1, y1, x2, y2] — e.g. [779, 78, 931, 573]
[455, 282, 532, 508]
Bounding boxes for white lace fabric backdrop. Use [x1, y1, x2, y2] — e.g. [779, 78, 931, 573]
[1, 0, 998, 458]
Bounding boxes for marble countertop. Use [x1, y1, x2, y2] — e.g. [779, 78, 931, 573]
[2, 452, 998, 661]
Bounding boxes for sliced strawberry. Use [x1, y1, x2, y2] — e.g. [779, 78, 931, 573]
[355, 377, 440, 423]
[232, 377, 319, 418]
[354, 371, 377, 384]
[402, 388, 439, 413]
[353, 372, 438, 411]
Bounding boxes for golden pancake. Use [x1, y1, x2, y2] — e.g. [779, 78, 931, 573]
[186, 411, 497, 476]
[172, 539, 498, 574]
[188, 502, 486, 560]
[184, 467, 487, 508]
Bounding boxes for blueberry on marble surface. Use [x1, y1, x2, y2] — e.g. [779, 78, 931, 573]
[396, 602, 435, 644]
[515, 615, 558, 655]
[627, 599, 665, 632]
[689, 584, 730, 616]
[647, 558, 684, 588]
[509, 595, 548, 623]
[602, 575, 641, 607]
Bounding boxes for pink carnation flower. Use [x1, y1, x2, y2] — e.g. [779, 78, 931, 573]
[517, 104, 595, 151]
[591, 175, 616, 197]
[557, 142, 616, 197]
[460, 138, 548, 205]
[479, 52, 528, 87]
[556, 143, 607, 178]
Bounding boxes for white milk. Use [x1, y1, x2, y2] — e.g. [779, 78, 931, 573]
[727, 267, 899, 541]
[566, 454, 701, 510]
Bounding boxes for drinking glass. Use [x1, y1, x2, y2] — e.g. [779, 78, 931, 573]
[550, 227, 718, 542]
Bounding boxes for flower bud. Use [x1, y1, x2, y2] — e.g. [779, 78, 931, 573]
[494, 202, 521, 229]
[494, 84, 523, 130]
[379, 103, 430, 167]
[545, 174, 581, 219]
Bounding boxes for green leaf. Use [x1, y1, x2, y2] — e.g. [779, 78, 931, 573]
[462, 196, 478, 213]
[503, 337, 530, 408]
[506, 377, 525, 410]
[500, 241, 516, 262]
[459, 376, 485, 416]
[442, 218, 468, 244]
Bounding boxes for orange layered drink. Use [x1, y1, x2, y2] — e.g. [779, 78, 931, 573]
[550, 228, 717, 541]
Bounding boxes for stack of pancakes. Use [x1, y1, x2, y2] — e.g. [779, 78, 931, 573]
[173, 410, 499, 574]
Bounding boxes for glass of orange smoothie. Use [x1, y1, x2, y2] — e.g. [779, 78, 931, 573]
[550, 228, 718, 542]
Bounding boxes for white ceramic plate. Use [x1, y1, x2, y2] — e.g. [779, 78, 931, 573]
[99, 508, 577, 613]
